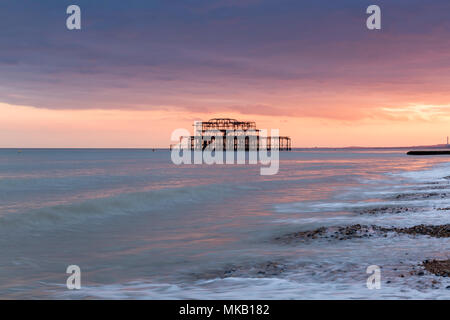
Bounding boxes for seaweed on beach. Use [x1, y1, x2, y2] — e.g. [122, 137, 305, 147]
[275, 224, 386, 243]
[389, 192, 448, 201]
[275, 224, 450, 243]
[195, 261, 288, 280]
[422, 259, 450, 277]
[394, 224, 450, 238]
[356, 206, 423, 215]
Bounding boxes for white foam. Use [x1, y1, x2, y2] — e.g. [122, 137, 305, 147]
[56, 275, 450, 300]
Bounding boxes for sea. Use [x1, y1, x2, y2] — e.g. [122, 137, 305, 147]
[0, 148, 449, 299]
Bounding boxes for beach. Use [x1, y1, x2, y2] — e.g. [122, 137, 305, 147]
[0, 148, 449, 299]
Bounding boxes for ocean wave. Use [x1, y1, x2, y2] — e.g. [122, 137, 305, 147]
[388, 161, 450, 182]
[0, 183, 237, 231]
[55, 276, 450, 300]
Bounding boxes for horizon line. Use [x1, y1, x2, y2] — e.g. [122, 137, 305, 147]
[1, 145, 450, 150]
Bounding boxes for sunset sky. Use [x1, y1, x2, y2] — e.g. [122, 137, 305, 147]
[1, 0, 450, 147]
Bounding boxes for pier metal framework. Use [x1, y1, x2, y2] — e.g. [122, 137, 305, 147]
[171, 118, 291, 151]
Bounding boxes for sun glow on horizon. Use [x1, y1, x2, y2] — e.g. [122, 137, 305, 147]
[1, 102, 450, 148]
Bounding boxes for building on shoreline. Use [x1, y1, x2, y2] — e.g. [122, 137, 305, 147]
[171, 118, 291, 151]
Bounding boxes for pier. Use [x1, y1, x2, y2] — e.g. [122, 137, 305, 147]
[407, 150, 450, 155]
[171, 118, 291, 151]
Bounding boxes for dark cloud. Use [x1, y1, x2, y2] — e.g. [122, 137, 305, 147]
[0, 0, 450, 118]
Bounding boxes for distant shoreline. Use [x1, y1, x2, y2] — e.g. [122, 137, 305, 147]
[1, 145, 450, 150]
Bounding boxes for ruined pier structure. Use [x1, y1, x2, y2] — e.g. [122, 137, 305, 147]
[174, 118, 291, 151]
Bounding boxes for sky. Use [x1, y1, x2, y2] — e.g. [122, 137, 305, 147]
[1, 0, 450, 147]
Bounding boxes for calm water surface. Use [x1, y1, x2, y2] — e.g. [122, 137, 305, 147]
[0, 149, 449, 299]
